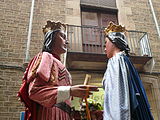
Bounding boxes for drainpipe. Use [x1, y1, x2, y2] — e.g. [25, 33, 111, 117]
[148, 0, 160, 37]
[63, 26, 68, 66]
[25, 0, 35, 62]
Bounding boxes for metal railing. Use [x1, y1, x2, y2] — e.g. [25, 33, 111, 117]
[126, 30, 152, 56]
[67, 25, 152, 57]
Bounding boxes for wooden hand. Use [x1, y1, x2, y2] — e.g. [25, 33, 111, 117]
[70, 85, 99, 98]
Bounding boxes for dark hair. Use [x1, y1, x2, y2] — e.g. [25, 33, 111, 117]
[42, 30, 60, 53]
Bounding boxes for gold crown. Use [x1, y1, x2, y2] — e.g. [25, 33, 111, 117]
[104, 22, 126, 35]
[42, 20, 66, 35]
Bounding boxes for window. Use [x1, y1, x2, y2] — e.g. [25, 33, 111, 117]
[81, 8, 118, 53]
[81, 0, 116, 9]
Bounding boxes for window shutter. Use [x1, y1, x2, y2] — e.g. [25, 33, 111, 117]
[81, 0, 116, 8]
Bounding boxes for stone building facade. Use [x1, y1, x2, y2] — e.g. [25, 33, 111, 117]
[0, 0, 67, 119]
[0, 0, 160, 119]
[117, 0, 160, 119]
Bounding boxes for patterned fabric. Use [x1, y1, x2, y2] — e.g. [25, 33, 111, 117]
[102, 52, 153, 120]
[103, 52, 130, 120]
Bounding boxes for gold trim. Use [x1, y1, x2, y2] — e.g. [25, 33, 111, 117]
[42, 20, 66, 35]
[104, 21, 126, 35]
[31, 53, 42, 77]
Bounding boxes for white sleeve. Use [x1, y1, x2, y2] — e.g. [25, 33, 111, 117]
[57, 86, 71, 103]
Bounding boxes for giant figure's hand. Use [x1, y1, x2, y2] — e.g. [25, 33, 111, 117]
[70, 85, 99, 98]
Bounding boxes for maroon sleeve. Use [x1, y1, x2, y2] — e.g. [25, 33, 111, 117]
[27, 52, 59, 108]
[28, 77, 58, 108]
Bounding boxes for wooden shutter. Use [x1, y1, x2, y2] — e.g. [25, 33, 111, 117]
[82, 12, 102, 53]
[101, 13, 118, 27]
[81, 0, 116, 8]
[81, 11, 118, 53]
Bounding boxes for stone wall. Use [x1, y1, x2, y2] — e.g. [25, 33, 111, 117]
[65, 0, 81, 25]
[0, 0, 66, 119]
[141, 74, 160, 119]
[117, 0, 160, 72]
[0, 68, 23, 120]
[0, 0, 31, 66]
[0, 0, 31, 119]
[116, 0, 160, 119]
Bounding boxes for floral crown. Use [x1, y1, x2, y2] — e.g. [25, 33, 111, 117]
[42, 20, 67, 35]
[104, 22, 126, 35]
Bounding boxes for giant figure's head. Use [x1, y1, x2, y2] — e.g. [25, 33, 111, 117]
[42, 20, 68, 55]
[104, 22, 130, 58]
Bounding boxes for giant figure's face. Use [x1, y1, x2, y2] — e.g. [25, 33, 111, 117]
[105, 37, 115, 58]
[52, 31, 68, 54]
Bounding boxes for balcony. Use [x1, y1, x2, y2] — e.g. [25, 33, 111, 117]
[66, 25, 152, 72]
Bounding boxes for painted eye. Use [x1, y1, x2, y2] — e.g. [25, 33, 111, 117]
[63, 35, 66, 40]
[61, 33, 66, 39]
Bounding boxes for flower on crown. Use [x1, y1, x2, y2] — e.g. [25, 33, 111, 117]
[42, 20, 67, 35]
[104, 22, 126, 35]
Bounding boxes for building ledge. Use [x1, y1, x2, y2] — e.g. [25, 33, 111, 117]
[66, 52, 152, 72]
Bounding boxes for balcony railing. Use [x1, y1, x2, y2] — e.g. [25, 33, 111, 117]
[67, 25, 152, 57]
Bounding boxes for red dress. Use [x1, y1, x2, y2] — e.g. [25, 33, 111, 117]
[19, 52, 72, 120]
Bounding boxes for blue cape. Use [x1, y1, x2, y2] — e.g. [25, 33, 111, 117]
[124, 55, 154, 120]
